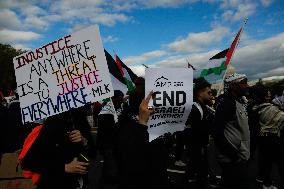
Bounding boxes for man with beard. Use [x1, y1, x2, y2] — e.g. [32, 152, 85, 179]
[212, 73, 250, 189]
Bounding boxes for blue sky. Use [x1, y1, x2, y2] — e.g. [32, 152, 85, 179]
[1, 0, 284, 82]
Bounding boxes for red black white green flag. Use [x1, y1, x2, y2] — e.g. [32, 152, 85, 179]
[104, 50, 137, 94]
[200, 27, 243, 77]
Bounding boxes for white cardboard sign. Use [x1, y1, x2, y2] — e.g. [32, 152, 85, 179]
[13, 25, 114, 124]
[145, 68, 193, 141]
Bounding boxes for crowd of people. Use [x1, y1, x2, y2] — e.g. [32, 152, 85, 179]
[0, 73, 284, 189]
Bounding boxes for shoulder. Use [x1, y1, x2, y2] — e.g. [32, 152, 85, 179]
[216, 95, 235, 110]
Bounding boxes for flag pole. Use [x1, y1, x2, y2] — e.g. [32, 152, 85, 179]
[217, 18, 248, 96]
[142, 64, 149, 68]
[186, 58, 196, 70]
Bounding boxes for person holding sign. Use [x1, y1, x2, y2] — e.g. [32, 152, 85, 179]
[114, 80, 171, 189]
[21, 106, 95, 189]
[184, 77, 214, 188]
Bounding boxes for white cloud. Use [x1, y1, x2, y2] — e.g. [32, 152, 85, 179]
[203, 0, 217, 3]
[0, 1, 27, 9]
[103, 35, 119, 43]
[145, 32, 284, 80]
[219, 32, 284, 79]
[0, 9, 21, 29]
[50, 2, 131, 27]
[90, 13, 129, 26]
[25, 17, 49, 30]
[253, 67, 284, 79]
[67, 24, 88, 33]
[155, 50, 220, 68]
[129, 65, 146, 76]
[260, 0, 273, 7]
[167, 26, 229, 52]
[0, 5, 51, 31]
[220, 0, 242, 9]
[20, 5, 47, 17]
[124, 50, 166, 64]
[0, 29, 41, 43]
[262, 75, 284, 81]
[51, 0, 103, 10]
[233, 4, 256, 20]
[222, 3, 256, 21]
[140, 0, 199, 8]
[13, 43, 31, 50]
[108, 1, 138, 11]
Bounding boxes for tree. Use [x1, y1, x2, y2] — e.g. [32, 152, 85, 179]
[0, 44, 25, 95]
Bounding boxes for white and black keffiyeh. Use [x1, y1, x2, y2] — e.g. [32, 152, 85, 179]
[224, 73, 247, 93]
[272, 91, 284, 105]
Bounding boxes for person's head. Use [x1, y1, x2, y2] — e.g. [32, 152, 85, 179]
[112, 90, 124, 110]
[249, 84, 269, 104]
[272, 90, 284, 110]
[129, 77, 145, 114]
[134, 77, 145, 91]
[193, 77, 213, 105]
[224, 73, 249, 98]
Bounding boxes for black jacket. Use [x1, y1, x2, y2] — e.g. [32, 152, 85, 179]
[22, 107, 95, 189]
[114, 107, 169, 189]
[185, 102, 213, 146]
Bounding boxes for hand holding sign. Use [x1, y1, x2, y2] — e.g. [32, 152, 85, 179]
[139, 91, 154, 126]
[65, 157, 89, 175]
[68, 130, 87, 145]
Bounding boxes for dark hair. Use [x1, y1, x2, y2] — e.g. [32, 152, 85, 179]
[113, 90, 124, 98]
[193, 77, 211, 98]
[128, 78, 145, 114]
[134, 77, 145, 88]
[250, 84, 268, 103]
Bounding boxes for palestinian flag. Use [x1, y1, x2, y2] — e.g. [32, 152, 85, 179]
[200, 49, 229, 77]
[104, 50, 137, 94]
[200, 27, 243, 77]
[115, 53, 136, 92]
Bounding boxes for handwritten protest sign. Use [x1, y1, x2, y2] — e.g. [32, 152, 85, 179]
[145, 68, 193, 141]
[13, 25, 114, 124]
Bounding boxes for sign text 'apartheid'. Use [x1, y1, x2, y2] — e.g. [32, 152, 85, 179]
[145, 68, 193, 141]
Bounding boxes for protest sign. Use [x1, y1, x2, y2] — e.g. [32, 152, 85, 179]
[145, 68, 193, 141]
[13, 25, 114, 124]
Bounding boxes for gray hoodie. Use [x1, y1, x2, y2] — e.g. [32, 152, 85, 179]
[252, 103, 284, 137]
[213, 95, 250, 163]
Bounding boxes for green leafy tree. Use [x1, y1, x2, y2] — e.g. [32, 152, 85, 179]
[0, 44, 25, 95]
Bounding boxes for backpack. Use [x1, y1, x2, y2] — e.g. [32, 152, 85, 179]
[18, 125, 43, 185]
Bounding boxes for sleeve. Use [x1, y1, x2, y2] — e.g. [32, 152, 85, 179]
[72, 109, 96, 158]
[97, 114, 116, 151]
[212, 98, 239, 161]
[114, 120, 149, 189]
[185, 105, 201, 129]
[21, 123, 65, 176]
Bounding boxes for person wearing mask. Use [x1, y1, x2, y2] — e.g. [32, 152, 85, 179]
[184, 77, 214, 188]
[21, 106, 95, 189]
[212, 73, 251, 189]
